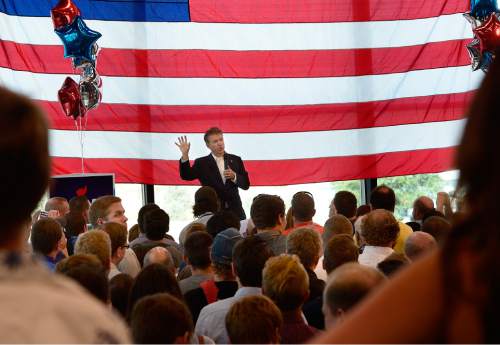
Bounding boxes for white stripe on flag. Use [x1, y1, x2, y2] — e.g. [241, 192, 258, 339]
[49, 119, 466, 160]
[0, 12, 472, 50]
[0, 66, 482, 106]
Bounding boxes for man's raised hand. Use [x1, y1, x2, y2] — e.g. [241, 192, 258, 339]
[175, 136, 191, 161]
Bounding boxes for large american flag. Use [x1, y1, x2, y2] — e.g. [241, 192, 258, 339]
[0, 0, 481, 186]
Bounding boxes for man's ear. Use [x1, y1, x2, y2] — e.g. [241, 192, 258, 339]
[312, 209, 316, 217]
[97, 217, 105, 226]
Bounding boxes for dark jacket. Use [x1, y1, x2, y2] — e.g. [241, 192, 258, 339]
[179, 153, 250, 219]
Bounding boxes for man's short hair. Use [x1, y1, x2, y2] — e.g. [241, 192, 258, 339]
[56, 254, 108, 303]
[404, 231, 437, 260]
[206, 210, 240, 238]
[74, 230, 112, 268]
[263, 254, 309, 311]
[323, 215, 353, 244]
[250, 194, 285, 230]
[31, 218, 63, 255]
[128, 264, 183, 317]
[183, 231, 213, 270]
[193, 186, 219, 217]
[45, 197, 69, 214]
[286, 227, 322, 269]
[69, 196, 90, 216]
[361, 209, 400, 247]
[131, 293, 193, 344]
[226, 295, 282, 344]
[323, 234, 359, 274]
[323, 262, 385, 315]
[370, 185, 396, 212]
[182, 223, 207, 246]
[333, 191, 357, 219]
[291, 191, 315, 222]
[413, 196, 435, 220]
[377, 252, 410, 277]
[89, 195, 122, 228]
[422, 216, 452, 244]
[203, 127, 223, 144]
[109, 273, 134, 318]
[128, 224, 140, 243]
[101, 222, 127, 257]
[64, 212, 87, 237]
[143, 208, 169, 241]
[0, 87, 49, 243]
[143, 247, 175, 273]
[137, 203, 160, 233]
[233, 236, 273, 287]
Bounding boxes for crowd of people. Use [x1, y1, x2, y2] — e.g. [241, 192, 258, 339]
[3, 53, 500, 343]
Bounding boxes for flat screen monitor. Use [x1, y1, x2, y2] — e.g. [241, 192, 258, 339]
[50, 174, 115, 202]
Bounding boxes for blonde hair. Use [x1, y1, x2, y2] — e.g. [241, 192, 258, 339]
[262, 254, 309, 311]
[74, 230, 111, 268]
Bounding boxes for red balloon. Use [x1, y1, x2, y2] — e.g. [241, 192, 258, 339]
[474, 13, 500, 54]
[58, 77, 86, 120]
[51, 0, 81, 30]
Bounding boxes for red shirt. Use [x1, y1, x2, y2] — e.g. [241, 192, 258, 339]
[283, 221, 324, 236]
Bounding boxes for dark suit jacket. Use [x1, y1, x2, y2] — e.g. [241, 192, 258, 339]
[179, 153, 250, 219]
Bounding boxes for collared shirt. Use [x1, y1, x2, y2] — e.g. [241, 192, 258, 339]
[195, 286, 262, 344]
[0, 251, 131, 343]
[358, 245, 394, 268]
[282, 221, 324, 236]
[212, 153, 226, 183]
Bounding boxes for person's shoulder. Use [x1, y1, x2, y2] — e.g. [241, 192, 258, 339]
[398, 221, 414, 235]
[199, 294, 235, 316]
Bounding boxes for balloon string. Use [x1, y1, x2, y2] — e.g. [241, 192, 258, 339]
[79, 116, 85, 174]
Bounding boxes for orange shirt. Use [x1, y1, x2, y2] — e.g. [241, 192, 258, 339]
[283, 221, 324, 236]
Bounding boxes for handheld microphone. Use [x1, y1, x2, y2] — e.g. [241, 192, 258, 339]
[224, 156, 229, 170]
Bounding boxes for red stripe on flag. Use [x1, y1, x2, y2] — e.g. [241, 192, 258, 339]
[40, 92, 472, 133]
[0, 39, 470, 78]
[51, 147, 456, 185]
[189, 0, 468, 23]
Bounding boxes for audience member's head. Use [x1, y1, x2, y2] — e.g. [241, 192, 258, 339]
[405, 221, 421, 232]
[137, 203, 160, 233]
[356, 204, 371, 218]
[233, 236, 274, 287]
[89, 196, 127, 229]
[31, 218, 64, 257]
[286, 227, 322, 270]
[377, 253, 410, 277]
[131, 293, 193, 344]
[101, 222, 128, 265]
[184, 231, 213, 270]
[404, 231, 437, 261]
[360, 210, 400, 247]
[181, 223, 207, 247]
[143, 247, 176, 274]
[45, 197, 70, 216]
[128, 224, 140, 243]
[331, 191, 357, 219]
[64, 212, 87, 237]
[211, 228, 242, 280]
[56, 254, 109, 303]
[74, 230, 112, 269]
[143, 208, 169, 241]
[263, 254, 309, 311]
[206, 210, 240, 238]
[323, 234, 359, 274]
[291, 191, 316, 223]
[323, 263, 385, 327]
[109, 273, 134, 318]
[422, 209, 446, 223]
[0, 87, 49, 248]
[226, 295, 283, 344]
[193, 186, 220, 217]
[250, 194, 286, 231]
[422, 216, 452, 244]
[128, 263, 182, 318]
[69, 195, 90, 222]
[412, 196, 435, 221]
[323, 215, 354, 244]
[370, 185, 396, 212]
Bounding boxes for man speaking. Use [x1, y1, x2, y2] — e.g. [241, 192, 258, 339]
[176, 127, 250, 220]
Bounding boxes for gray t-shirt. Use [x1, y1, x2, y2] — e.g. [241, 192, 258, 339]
[179, 273, 213, 295]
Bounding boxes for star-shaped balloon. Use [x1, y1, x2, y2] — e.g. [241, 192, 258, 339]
[471, 0, 499, 20]
[55, 16, 102, 64]
[466, 39, 482, 70]
[50, 0, 81, 30]
[473, 13, 500, 54]
[58, 77, 86, 120]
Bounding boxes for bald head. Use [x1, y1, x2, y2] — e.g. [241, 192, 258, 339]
[323, 215, 353, 244]
[404, 231, 437, 261]
[412, 196, 435, 221]
[143, 247, 175, 274]
[323, 263, 385, 328]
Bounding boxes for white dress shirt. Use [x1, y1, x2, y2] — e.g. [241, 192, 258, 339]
[358, 245, 394, 268]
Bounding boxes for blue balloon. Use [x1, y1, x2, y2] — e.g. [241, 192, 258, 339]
[480, 51, 494, 72]
[55, 16, 102, 64]
[471, 0, 499, 19]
